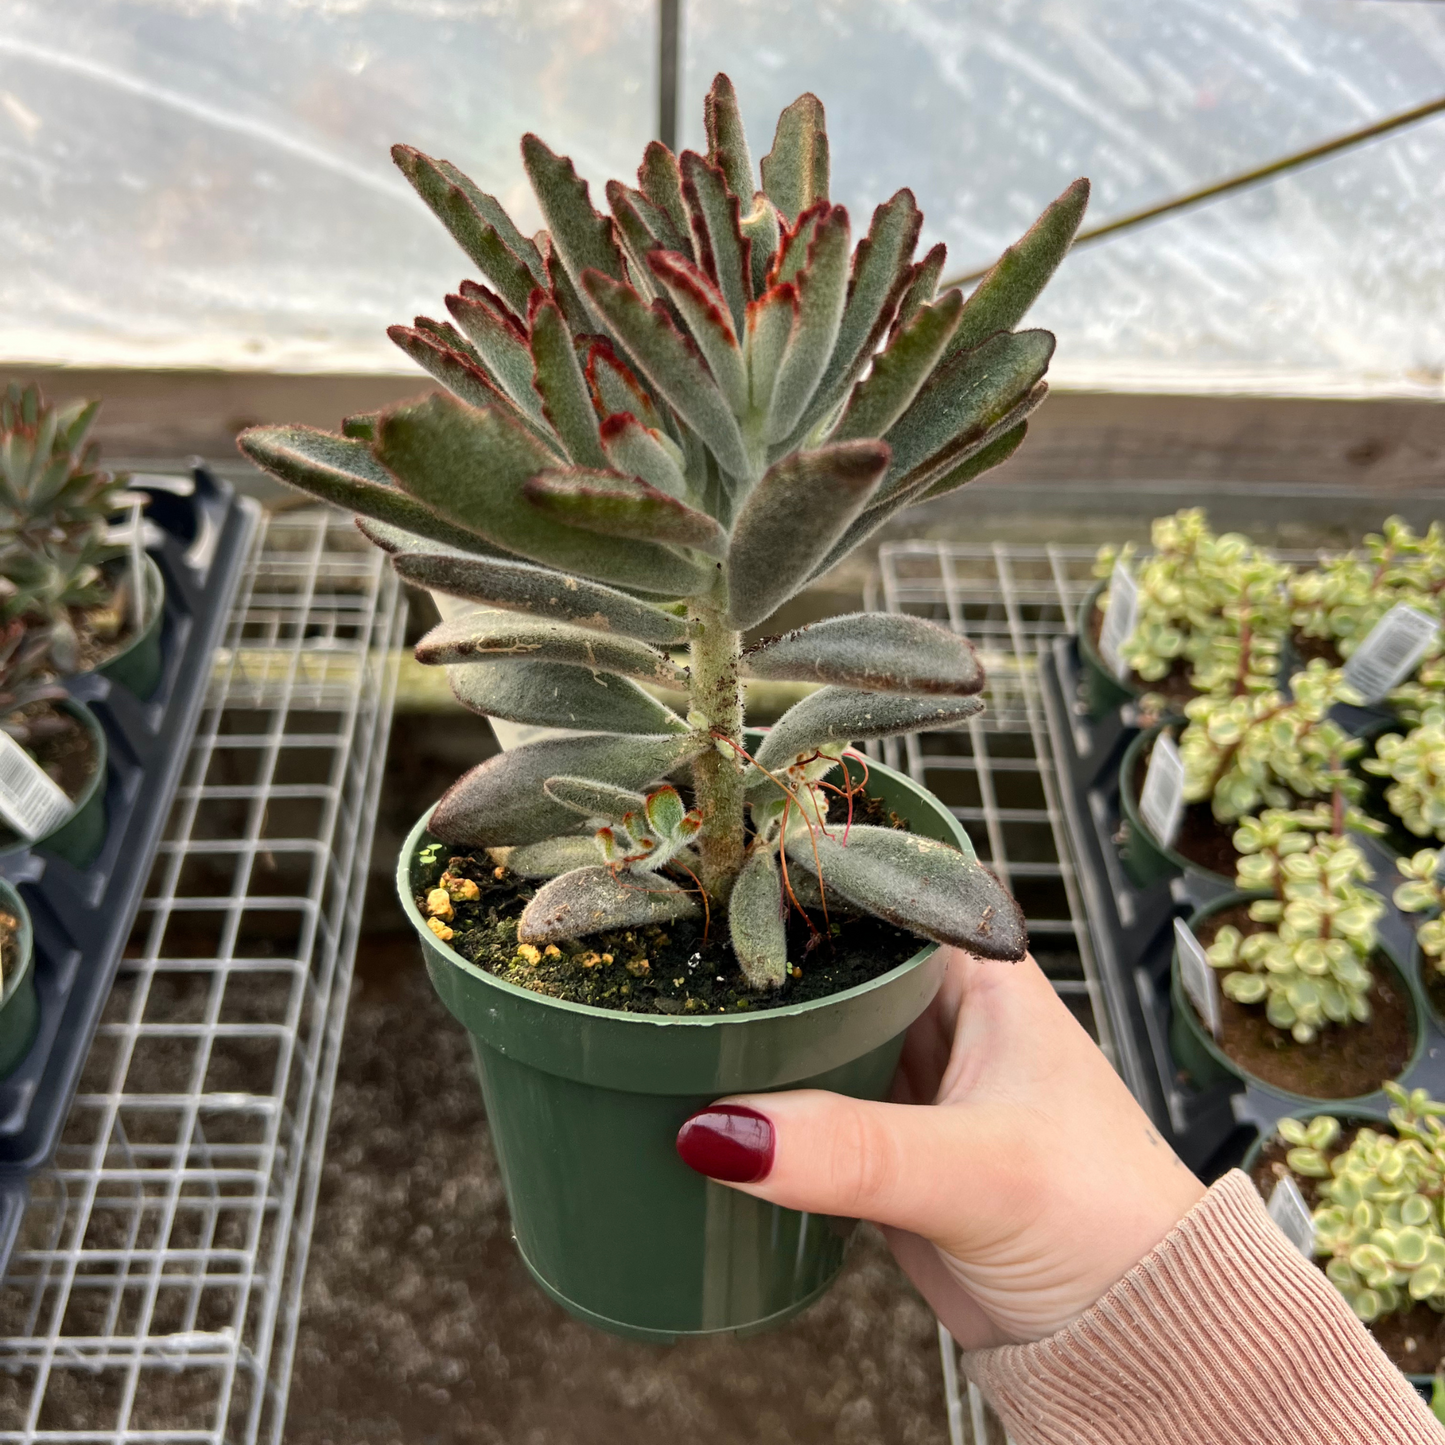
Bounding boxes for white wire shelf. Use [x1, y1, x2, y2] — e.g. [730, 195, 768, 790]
[0, 510, 405, 1444]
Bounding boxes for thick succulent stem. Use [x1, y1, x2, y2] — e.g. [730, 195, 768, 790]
[688, 591, 746, 904]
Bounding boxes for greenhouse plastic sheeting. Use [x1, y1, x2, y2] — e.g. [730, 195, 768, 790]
[1, 0, 1442, 396]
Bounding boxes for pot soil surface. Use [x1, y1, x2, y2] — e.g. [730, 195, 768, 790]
[417, 793, 926, 1016]
[1133, 742, 1240, 878]
[1290, 632, 1346, 671]
[1251, 1126, 1445, 1377]
[1087, 606, 1196, 710]
[1193, 904, 1414, 1098]
[0, 908, 18, 989]
[0, 702, 99, 850]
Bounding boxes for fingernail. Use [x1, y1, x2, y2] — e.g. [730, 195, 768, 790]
[676, 1104, 775, 1183]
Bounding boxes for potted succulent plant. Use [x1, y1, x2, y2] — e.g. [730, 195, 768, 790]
[0, 879, 37, 1078]
[1121, 661, 1368, 892]
[1366, 710, 1445, 848]
[1171, 806, 1422, 1102]
[1246, 1084, 1445, 1384]
[1396, 848, 1445, 1029]
[239, 76, 1081, 1337]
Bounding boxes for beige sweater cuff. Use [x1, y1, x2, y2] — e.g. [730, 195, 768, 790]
[964, 1170, 1442, 1445]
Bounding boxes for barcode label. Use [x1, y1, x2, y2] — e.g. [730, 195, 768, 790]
[1342, 604, 1438, 703]
[1140, 732, 1186, 848]
[0, 733, 75, 841]
[1174, 917, 1222, 1040]
[1267, 1175, 1316, 1258]
[1098, 561, 1139, 681]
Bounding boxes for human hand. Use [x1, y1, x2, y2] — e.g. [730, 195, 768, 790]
[675, 947, 1205, 1349]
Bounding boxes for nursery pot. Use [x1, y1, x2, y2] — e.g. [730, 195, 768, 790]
[1076, 581, 1138, 719]
[0, 700, 109, 870]
[93, 554, 166, 701]
[401, 749, 969, 1342]
[0, 880, 38, 1080]
[1119, 723, 1234, 897]
[1413, 939, 1445, 1034]
[1170, 890, 1426, 1106]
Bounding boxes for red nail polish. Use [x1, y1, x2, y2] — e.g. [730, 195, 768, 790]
[676, 1104, 775, 1183]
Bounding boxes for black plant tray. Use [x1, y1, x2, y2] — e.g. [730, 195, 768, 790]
[0, 467, 259, 1187]
[1039, 635, 1445, 1182]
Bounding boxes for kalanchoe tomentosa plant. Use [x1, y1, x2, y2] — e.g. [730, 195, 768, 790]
[239, 76, 1083, 987]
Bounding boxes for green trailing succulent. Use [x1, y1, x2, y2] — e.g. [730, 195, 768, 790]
[1179, 661, 1367, 823]
[0, 383, 134, 674]
[1395, 848, 1445, 975]
[1290, 517, 1445, 663]
[1365, 708, 1445, 842]
[1389, 655, 1445, 726]
[1279, 1084, 1445, 1322]
[1092, 509, 1290, 699]
[1207, 807, 1384, 1042]
[238, 76, 1078, 987]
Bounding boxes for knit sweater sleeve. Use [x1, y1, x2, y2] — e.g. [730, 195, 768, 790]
[963, 1170, 1442, 1445]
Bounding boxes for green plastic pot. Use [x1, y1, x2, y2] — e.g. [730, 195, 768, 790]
[0, 879, 38, 1079]
[1170, 890, 1426, 1105]
[94, 554, 166, 701]
[0, 700, 109, 869]
[1413, 940, 1445, 1034]
[1119, 723, 1234, 894]
[1242, 1107, 1434, 1390]
[401, 749, 970, 1341]
[1076, 581, 1139, 719]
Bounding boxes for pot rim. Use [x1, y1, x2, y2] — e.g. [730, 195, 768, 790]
[398, 747, 970, 1031]
[0, 698, 108, 858]
[0, 878, 34, 1013]
[1173, 888, 1429, 1107]
[87, 552, 165, 677]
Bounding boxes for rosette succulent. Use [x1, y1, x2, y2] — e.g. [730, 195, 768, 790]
[238, 77, 1084, 987]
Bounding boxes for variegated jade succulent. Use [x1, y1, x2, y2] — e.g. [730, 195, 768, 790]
[239, 76, 1082, 987]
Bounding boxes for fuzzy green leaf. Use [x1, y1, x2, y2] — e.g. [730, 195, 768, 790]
[386, 324, 513, 416]
[389, 551, 686, 645]
[919, 419, 1030, 501]
[766, 205, 850, 442]
[417, 607, 686, 686]
[448, 657, 685, 734]
[490, 835, 601, 879]
[342, 413, 378, 441]
[645, 249, 747, 414]
[447, 286, 549, 427]
[408, 149, 546, 285]
[392, 145, 539, 317]
[752, 688, 984, 782]
[430, 731, 703, 847]
[741, 194, 781, 298]
[785, 826, 1026, 960]
[518, 866, 700, 945]
[890, 242, 947, 341]
[947, 179, 1089, 359]
[730, 845, 789, 989]
[607, 179, 692, 259]
[543, 776, 649, 822]
[704, 73, 755, 204]
[598, 412, 688, 499]
[374, 392, 707, 595]
[760, 93, 829, 225]
[237, 424, 491, 556]
[529, 299, 609, 467]
[725, 441, 888, 629]
[831, 291, 963, 441]
[744, 613, 983, 695]
[637, 142, 693, 257]
[681, 150, 752, 341]
[521, 134, 627, 294]
[802, 188, 921, 431]
[581, 271, 752, 478]
[358, 517, 518, 564]
[745, 282, 798, 420]
[541, 239, 596, 337]
[586, 339, 666, 433]
[877, 331, 1054, 503]
[524, 468, 727, 557]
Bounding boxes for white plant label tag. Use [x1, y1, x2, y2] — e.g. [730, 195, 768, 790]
[1097, 561, 1139, 681]
[1342, 604, 1439, 703]
[127, 498, 146, 633]
[1268, 1175, 1316, 1258]
[0, 733, 74, 842]
[1140, 732, 1186, 848]
[1174, 917, 1222, 1040]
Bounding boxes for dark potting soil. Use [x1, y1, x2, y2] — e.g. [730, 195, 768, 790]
[0, 910, 18, 993]
[1131, 742, 1240, 879]
[416, 792, 927, 1015]
[1250, 1127, 1445, 1377]
[1086, 605, 1196, 709]
[1291, 631, 1346, 671]
[1194, 904, 1414, 1099]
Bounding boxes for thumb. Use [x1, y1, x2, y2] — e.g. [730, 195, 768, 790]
[675, 1088, 992, 1240]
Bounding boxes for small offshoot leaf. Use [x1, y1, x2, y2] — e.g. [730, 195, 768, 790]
[730, 845, 789, 990]
[519, 866, 700, 944]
